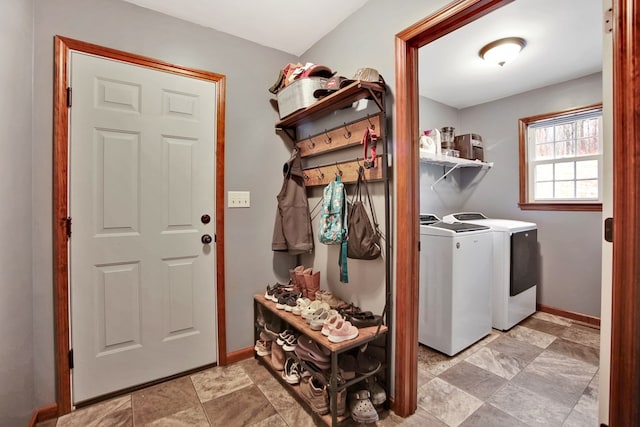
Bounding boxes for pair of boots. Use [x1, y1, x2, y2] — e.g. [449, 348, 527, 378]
[290, 265, 320, 301]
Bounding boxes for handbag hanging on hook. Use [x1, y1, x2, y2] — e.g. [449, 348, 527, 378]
[347, 167, 382, 260]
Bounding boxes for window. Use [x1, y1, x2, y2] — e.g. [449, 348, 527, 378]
[518, 104, 603, 211]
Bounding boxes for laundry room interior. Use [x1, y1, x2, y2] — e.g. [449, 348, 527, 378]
[417, 74, 603, 325]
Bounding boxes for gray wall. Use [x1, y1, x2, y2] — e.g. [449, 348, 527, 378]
[32, 0, 297, 407]
[457, 73, 603, 317]
[0, 0, 34, 424]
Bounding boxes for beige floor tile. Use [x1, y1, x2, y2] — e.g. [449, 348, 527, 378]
[190, 363, 253, 402]
[202, 384, 276, 427]
[144, 405, 210, 426]
[132, 376, 199, 426]
[58, 395, 132, 427]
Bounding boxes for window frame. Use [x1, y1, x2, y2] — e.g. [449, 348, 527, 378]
[518, 103, 603, 212]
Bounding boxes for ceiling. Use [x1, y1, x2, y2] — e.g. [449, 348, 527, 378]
[120, 0, 602, 109]
[120, 0, 370, 56]
[419, 0, 603, 108]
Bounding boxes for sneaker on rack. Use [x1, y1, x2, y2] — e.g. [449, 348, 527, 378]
[281, 358, 301, 384]
[254, 339, 271, 357]
[276, 330, 295, 346]
[291, 297, 311, 316]
[321, 312, 343, 337]
[300, 374, 329, 415]
[281, 333, 299, 352]
[328, 319, 359, 343]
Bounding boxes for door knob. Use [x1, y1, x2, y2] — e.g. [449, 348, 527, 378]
[201, 234, 213, 244]
[201, 214, 211, 224]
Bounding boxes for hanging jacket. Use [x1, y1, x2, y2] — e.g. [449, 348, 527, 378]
[272, 148, 314, 254]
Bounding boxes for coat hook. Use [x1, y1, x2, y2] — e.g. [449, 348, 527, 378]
[366, 115, 375, 130]
[343, 122, 352, 139]
[303, 173, 310, 181]
[316, 167, 325, 181]
[324, 129, 332, 144]
[307, 135, 316, 149]
[335, 162, 343, 177]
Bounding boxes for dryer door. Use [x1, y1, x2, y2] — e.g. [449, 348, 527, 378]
[510, 229, 538, 296]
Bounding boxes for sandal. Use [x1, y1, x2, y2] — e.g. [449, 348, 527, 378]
[347, 311, 382, 328]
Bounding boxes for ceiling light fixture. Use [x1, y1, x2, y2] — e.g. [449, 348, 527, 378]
[479, 37, 527, 66]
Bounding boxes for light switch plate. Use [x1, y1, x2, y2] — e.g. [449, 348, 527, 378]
[228, 191, 250, 208]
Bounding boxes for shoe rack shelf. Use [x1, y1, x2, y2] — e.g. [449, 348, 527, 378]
[270, 77, 392, 426]
[254, 294, 388, 427]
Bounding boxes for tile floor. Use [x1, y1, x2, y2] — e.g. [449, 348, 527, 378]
[37, 311, 600, 427]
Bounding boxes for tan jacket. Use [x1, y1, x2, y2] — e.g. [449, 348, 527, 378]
[272, 149, 314, 254]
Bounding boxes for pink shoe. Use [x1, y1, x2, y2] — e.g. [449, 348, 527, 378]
[328, 319, 359, 343]
[321, 312, 342, 336]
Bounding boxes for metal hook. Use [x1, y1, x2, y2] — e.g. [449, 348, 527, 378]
[307, 135, 316, 149]
[324, 129, 332, 144]
[366, 115, 376, 130]
[316, 167, 325, 181]
[335, 162, 343, 177]
[303, 173, 310, 182]
[343, 122, 352, 139]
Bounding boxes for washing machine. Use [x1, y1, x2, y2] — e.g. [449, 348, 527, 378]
[443, 212, 538, 331]
[418, 214, 493, 356]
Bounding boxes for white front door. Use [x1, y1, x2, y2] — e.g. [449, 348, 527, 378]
[69, 52, 217, 403]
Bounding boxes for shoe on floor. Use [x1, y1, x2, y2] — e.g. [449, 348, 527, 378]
[349, 389, 379, 424]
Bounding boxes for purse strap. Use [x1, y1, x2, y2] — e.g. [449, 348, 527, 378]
[358, 167, 379, 232]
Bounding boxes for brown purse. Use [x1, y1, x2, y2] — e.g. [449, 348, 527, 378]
[346, 167, 382, 260]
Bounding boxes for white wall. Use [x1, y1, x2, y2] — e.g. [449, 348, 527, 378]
[0, 0, 34, 424]
[32, 0, 298, 406]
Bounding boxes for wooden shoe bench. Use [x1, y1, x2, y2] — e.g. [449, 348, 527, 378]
[253, 294, 388, 426]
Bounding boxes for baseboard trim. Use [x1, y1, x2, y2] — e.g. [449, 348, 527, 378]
[226, 347, 254, 364]
[28, 403, 58, 427]
[537, 304, 600, 328]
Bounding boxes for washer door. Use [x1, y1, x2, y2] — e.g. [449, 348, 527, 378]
[510, 229, 538, 296]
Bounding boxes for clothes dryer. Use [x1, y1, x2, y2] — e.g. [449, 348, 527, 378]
[418, 214, 493, 356]
[443, 212, 538, 330]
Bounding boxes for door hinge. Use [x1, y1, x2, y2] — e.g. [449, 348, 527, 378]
[604, 7, 613, 33]
[68, 348, 74, 369]
[65, 217, 72, 239]
[66, 87, 72, 108]
[604, 217, 613, 242]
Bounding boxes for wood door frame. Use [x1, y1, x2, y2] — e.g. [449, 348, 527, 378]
[393, 0, 640, 422]
[53, 35, 227, 416]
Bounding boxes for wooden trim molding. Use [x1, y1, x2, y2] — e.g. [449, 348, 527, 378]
[518, 203, 602, 212]
[53, 36, 227, 415]
[536, 304, 600, 328]
[393, 0, 513, 417]
[226, 347, 255, 365]
[28, 403, 58, 427]
[610, 0, 640, 424]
